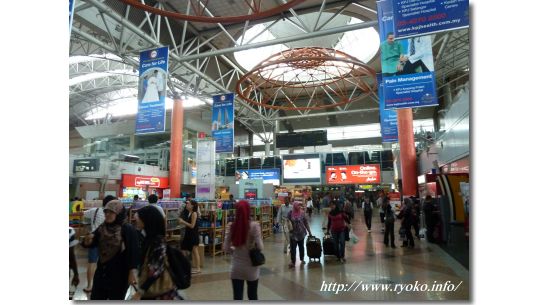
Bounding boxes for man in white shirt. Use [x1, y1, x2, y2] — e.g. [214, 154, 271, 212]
[399, 35, 434, 75]
[276, 197, 293, 254]
[80, 195, 111, 293]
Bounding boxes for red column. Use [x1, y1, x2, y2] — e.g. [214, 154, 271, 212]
[397, 108, 417, 196]
[170, 98, 184, 198]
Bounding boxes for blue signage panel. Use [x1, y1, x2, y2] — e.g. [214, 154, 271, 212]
[135, 46, 169, 134]
[69, 0, 76, 35]
[377, 74, 398, 143]
[383, 72, 438, 109]
[236, 169, 281, 185]
[212, 93, 235, 153]
[377, 0, 469, 39]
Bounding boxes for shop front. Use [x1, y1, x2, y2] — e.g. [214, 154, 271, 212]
[121, 174, 169, 199]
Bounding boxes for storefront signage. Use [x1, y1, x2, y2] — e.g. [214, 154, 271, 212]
[135, 46, 169, 134]
[212, 93, 235, 153]
[326, 165, 381, 184]
[376, 0, 469, 40]
[122, 174, 169, 188]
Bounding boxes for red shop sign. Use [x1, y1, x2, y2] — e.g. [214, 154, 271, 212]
[326, 164, 381, 184]
[122, 174, 169, 188]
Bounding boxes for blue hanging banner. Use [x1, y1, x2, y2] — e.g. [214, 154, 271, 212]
[377, 74, 399, 143]
[377, 0, 469, 40]
[69, 0, 76, 35]
[135, 46, 169, 134]
[212, 93, 235, 153]
[377, 2, 438, 110]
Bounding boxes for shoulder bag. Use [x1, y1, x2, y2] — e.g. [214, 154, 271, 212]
[249, 242, 265, 266]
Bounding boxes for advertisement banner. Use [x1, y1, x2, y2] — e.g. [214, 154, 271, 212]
[69, 0, 76, 35]
[326, 165, 381, 185]
[135, 46, 169, 134]
[377, 0, 469, 40]
[377, 3, 438, 110]
[235, 169, 281, 185]
[239, 179, 264, 199]
[212, 93, 235, 153]
[282, 154, 321, 184]
[195, 140, 216, 200]
[122, 174, 169, 188]
[377, 74, 398, 142]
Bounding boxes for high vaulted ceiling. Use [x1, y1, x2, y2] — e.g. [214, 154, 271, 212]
[70, 0, 469, 143]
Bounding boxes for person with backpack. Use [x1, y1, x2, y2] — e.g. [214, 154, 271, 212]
[327, 202, 350, 263]
[130, 206, 180, 300]
[82, 200, 140, 300]
[287, 202, 313, 268]
[397, 198, 415, 248]
[223, 200, 264, 300]
[362, 196, 374, 233]
[382, 197, 396, 248]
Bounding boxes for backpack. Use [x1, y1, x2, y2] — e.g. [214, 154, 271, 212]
[385, 206, 395, 224]
[166, 245, 191, 289]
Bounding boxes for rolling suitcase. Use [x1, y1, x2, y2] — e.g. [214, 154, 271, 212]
[306, 235, 322, 262]
[322, 234, 337, 257]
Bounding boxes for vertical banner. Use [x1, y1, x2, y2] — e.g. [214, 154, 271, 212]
[383, 0, 469, 39]
[195, 140, 216, 200]
[135, 46, 169, 134]
[377, 74, 399, 142]
[377, 0, 438, 110]
[212, 93, 235, 153]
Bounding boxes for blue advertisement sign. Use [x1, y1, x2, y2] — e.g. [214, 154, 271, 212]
[377, 74, 399, 143]
[235, 169, 281, 186]
[212, 93, 235, 153]
[69, 0, 76, 35]
[135, 46, 169, 134]
[377, 0, 469, 39]
[377, 3, 438, 110]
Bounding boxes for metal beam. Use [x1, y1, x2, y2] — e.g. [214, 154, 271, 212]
[268, 107, 379, 121]
[176, 20, 378, 62]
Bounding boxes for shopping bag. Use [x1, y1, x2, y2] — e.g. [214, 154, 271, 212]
[124, 285, 137, 300]
[349, 229, 359, 244]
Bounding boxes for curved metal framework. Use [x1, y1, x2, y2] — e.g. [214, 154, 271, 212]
[118, 0, 306, 23]
[236, 47, 377, 111]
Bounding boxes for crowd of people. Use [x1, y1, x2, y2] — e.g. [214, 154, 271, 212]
[69, 191, 441, 300]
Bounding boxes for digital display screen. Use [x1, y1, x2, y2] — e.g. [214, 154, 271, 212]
[282, 154, 321, 184]
[244, 189, 258, 200]
[235, 169, 281, 185]
[73, 159, 100, 173]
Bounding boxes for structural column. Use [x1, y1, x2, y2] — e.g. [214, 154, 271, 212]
[397, 108, 417, 197]
[273, 120, 280, 156]
[265, 141, 271, 156]
[170, 97, 184, 199]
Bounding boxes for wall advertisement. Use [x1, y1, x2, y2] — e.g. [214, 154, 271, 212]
[326, 165, 381, 185]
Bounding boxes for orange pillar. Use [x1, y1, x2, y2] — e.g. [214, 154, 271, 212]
[170, 97, 184, 199]
[397, 108, 417, 197]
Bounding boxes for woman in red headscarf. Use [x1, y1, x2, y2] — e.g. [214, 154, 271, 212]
[286, 202, 313, 268]
[223, 200, 264, 300]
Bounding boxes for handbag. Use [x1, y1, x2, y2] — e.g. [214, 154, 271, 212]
[249, 242, 265, 266]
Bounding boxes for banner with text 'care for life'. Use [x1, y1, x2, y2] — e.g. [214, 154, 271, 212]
[377, 0, 469, 40]
[377, 0, 438, 110]
[135, 46, 169, 134]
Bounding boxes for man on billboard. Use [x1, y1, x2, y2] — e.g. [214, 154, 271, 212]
[398, 35, 434, 75]
[380, 32, 405, 77]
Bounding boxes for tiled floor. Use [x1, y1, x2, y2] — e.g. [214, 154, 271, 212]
[71, 209, 469, 301]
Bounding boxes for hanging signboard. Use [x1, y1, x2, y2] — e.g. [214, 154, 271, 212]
[135, 46, 169, 134]
[195, 140, 216, 200]
[212, 93, 235, 153]
[376, 0, 469, 40]
[377, 74, 399, 142]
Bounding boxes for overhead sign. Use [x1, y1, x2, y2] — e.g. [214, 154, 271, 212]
[326, 165, 381, 184]
[69, 0, 76, 35]
[377, 0, 469, 40]
[122, 174, 169, 188]
[73, 159, 100, 173]
[135, 46, 169, 134]
[377, 74, 398, 142]
[235, 169, 281, 186]
[195, 140, 216, 199]
[212, 93, 235, 153]
[282, 154, 321, 184]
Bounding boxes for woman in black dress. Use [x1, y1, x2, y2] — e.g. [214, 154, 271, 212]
[179, 200, 201, 274]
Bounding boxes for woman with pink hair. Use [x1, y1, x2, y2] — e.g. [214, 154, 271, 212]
[223, 200, 264, 300]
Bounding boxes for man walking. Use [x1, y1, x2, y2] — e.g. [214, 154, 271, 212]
[277, 197, 294, 253]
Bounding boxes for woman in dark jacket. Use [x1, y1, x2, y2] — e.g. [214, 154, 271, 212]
[327, 202, 350, 263]
[382, 197, 396, 248]
[131, 206, 180, 300]
[398, 198, 415, 248]
[82, 200, 140, 300]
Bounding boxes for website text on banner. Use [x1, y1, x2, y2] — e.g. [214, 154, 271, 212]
[212, 93, 235, 153]
[377, 74, 398, 142]
[326, 165, 381, 185]
[235, 169, 281, 186]
[135, 46, 169, 134]
[376, 0, 469, 39]
[377, 2, 438, 110]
